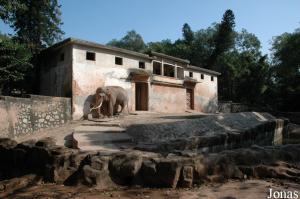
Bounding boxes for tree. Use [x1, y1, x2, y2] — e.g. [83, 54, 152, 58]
[0, 33, 32, 94]
[271, 28, 300, 111]
[182, 23, 194, 45]
[1, 0, 64, 54]
[216, 29, 270, 105]
[207, 9, 236, 69]
[107, 30, 146, 52]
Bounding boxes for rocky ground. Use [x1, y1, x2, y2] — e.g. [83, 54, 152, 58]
[1, 112, 299, 198]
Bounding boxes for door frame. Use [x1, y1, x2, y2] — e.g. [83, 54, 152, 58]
[186, 88, 194, 110]
[135, 82, 149, 111]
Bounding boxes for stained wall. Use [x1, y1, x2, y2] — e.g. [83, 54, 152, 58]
[72, 44, 151, 120]
[39, 45, 73, 97]
[184, 70, 218, 113]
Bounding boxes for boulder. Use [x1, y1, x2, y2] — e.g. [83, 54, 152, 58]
[178, 165, 194, 188]
[0, 138, 17, 149]
[108, 152, 142, 185]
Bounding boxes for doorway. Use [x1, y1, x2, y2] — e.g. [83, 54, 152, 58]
[135, 82, 148, 111]
[186, 88, 194, 110]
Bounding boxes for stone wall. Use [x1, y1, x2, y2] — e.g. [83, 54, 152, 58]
[218, 101, 250, 113]
[0, 95, 71, 138]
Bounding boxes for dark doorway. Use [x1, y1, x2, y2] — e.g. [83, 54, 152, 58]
[135, 82, 148, 111]
[186, 88, 194, 110]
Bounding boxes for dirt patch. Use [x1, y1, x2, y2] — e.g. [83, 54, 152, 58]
[1, 179, 299, 199]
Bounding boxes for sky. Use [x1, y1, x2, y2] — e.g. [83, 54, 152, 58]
[1, 0, 300, 55]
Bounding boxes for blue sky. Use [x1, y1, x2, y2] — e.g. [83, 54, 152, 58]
[1, 0, 300, 55]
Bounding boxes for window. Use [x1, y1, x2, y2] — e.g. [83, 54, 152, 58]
[139, 61, 145, 69]
[189, 72, 193, 78]
[115, 57, 123, 65]
[153, 61, 162, 75]
[201, 74, 204, 79]
[59, 53, 64, 61]
[177, 67, 184, 79]
[211, 76, 214, 81]
[86, 51, 95, 61]
[163, 64, 175, 77]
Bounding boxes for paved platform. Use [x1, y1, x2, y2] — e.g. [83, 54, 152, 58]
[72, 121, 133, 152]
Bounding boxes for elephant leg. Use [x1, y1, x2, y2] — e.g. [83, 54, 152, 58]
[114, 104, 120, 115]
[108, 102, 114, 117]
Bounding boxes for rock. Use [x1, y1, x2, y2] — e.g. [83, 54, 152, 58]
[82, 165, 113, 187]
[179, 166, 194, 188]
[0, 138, 17, 149]
[193, 162, 207, 184]
[108, 152, 142, 185]
[140, 159, 157, 186]
[64, 154, 113, 188]
[35, 137, 56, 148]
[154, 159, 181, 188]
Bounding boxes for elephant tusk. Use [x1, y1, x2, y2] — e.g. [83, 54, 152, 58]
[90, 102, 102, 112]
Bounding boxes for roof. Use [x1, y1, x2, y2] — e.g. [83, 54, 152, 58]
[43, 37, 220, 75]
[43, 37, 153, 60]
[187, 65, 221, 76]
[149, 51, 190, 64]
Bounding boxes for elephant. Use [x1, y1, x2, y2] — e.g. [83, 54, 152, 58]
[90, 86, 129, 117]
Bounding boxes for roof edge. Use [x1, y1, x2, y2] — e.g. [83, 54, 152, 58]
[149, 51, 190, 64]
[187, 65, 221, 76]
[42, 37, 153, 60]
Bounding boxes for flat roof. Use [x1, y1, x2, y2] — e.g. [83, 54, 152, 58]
[43, 37, 153, 60]
[43, 37, 221, 75]
[187, 65, 221, 76]
[149, 51, 190, 64]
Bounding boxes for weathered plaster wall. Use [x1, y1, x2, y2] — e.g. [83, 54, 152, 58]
[39, 45, 72, 97]
[72, 45, 152, 120]
[0, 95, 71, 139]
[149, 83, 186, 113]
[184, 70, 218, 113]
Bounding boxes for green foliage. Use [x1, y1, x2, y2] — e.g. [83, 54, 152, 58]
[182, 23, 194, 45]
[1, 0, 64, 53]
[216, 29, 270, 104]
[107, 30, 146, 53]
[270, 29, 300, 111]
[0, 33, 32, 93]
[108, 10, 272, 107]
[207, 9, 236, 69]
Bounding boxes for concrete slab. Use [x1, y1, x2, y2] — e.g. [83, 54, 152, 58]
[72, 122, 133, 152]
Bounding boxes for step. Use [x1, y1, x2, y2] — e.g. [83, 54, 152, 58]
[72, 125, 133, 152]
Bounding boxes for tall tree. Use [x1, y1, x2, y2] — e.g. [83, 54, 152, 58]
[207, 9, 235, 69]
[271, 28, 300, 111]
[0, 33, 32, 94]
[1, 0, 64, 54]
[182, 23, 194, 45]
[107, 30, 146, 52]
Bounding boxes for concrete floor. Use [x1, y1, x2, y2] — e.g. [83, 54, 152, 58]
[16, 111, 208, 151]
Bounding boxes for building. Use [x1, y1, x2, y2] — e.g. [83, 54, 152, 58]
[39, 38, 220, 120]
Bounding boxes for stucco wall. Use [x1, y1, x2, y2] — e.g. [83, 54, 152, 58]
[0, 95, 71, 139]
[195, 75, 218, 113]
[149, 84, 186, 113]
[184, 70, 218, 113]
[72, 45, 151, 120]
[71, 44, 219, 119]
[39, 45, 72, 97]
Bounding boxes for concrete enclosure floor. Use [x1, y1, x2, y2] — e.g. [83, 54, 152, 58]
[16, 111, 210, 150]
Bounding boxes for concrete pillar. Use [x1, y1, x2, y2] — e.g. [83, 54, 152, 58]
[161, 59, 164, 76]
[174, 63, 177, 78]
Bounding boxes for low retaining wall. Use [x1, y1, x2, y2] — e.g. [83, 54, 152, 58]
[126, 112, 289, 153]
[218, 101, 250, 113]
[0, 95, 71, 138]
